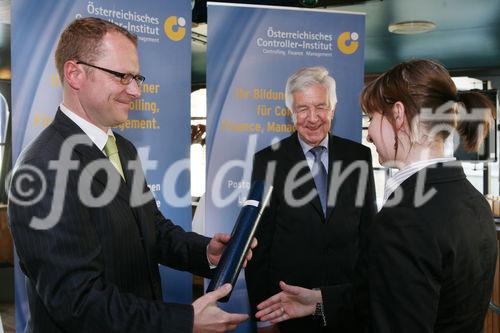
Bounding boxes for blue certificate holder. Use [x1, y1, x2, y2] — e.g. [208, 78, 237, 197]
[206, 180, 273, 302]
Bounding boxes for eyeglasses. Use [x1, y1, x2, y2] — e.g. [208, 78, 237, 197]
[76, 60, 145, 86]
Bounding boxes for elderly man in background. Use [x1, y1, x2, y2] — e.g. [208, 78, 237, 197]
[246, 66, 376, 333]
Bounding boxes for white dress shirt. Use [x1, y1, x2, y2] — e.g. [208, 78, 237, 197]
[298, 134, 329, 173]
[383, 157, 456, 205]
[59, 103, 114, 155]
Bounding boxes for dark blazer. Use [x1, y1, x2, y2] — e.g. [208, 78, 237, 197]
[8, 110, 213, 333]
[245, 132, 377, 332]
[322, 163, 498, 333]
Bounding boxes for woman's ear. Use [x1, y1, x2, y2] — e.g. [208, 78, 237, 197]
[392, 101, 406, 130]
[63, 60, 85, 90]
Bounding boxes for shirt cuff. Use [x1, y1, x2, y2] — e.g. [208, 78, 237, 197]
[257, 321, 273, 328]
[206, 244, 217, 269]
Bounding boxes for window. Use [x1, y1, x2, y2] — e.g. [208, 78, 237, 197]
[0, 80, 11, 204]
[191, 88, 207, 199]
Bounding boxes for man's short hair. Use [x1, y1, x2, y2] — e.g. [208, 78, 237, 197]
[55, 17, 138, 82]
[285, 66, 337, 112]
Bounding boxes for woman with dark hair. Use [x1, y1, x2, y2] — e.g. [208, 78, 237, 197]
[254, 59, 498, 333]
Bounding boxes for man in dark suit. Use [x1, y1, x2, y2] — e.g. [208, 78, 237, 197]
[8, 17, 250, 333]
[245, 67, 376, 333]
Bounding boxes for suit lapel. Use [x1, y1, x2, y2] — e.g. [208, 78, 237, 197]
[285, 132, 324, 219]
[52, 110, 158, 297]
[114, 134, 147, 218]
[387, 163, 466, 205]
[113, 134, 159, 297]
[52, 110, 132, 205]
[326, 134, 344, 222]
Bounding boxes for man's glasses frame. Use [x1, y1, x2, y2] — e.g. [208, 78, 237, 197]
[76, 60, 145, 86]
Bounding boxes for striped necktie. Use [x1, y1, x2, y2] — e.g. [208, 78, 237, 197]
[310, 146, 327, 216]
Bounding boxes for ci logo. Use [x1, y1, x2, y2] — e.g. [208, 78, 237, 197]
[164, 16, 186, 41]
[337, 32, 359, 55]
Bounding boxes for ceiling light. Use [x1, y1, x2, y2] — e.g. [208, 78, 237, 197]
[299, 0, 319, 7]
[388, 20, 436, 35]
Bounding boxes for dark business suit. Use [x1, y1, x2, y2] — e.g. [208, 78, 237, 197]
[245, 132, 377, 332]
[322, 163, 498, 333]
[9, 110, 212, 333]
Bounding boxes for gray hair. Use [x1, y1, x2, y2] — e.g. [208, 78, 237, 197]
[285, 66, 337, 113]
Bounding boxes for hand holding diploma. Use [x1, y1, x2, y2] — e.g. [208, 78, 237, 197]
[194, 234, 257, 333]
[206, 181, 272, 302]
[193, 283, 249, 332]
[207, 233, 257, 268]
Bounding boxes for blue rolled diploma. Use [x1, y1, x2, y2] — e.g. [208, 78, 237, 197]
[206, 180, 272, 302]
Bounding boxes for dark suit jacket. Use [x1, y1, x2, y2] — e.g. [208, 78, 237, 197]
[8, 110, 213, 333]
[322, 163, 498, 333]
[245, 132, 377, 332]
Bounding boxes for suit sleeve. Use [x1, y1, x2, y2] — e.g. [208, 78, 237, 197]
[152, 202, 213, 278]
[9, 158, 195, 333]
[359, 149, 377, 239]
[125, 139, 213, 278]
[322, 147, 377, 329]
[321, 283, 355, 329]
[245, 151, 278, 318]
[358, 209, 442, 333]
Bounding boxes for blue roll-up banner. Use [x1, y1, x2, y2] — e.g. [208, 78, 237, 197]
[206, 3, 365, 332]
[11, 1, 192, 331]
